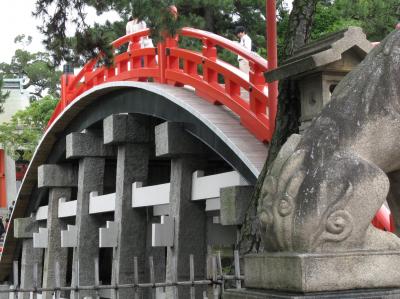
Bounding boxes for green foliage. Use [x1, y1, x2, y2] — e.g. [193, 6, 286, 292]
[310, 0, 400, 42]
[0, 36, 61, 100]
[33, 0, 270, 66]
[311, 3, 362, 40]
[0, 96, 58, 160]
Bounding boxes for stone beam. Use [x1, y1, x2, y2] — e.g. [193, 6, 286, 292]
[103, 114, 152, 144]
[220, 186, 253, 225]
[37, 164, 77, 188]
[14, 217, 37, 239]
[155, 122, 208, 157]
[66, 132, 115, 159]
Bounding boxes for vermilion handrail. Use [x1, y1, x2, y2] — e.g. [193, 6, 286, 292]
[47, 27, 275, 142]
[180, 28, 268, 70]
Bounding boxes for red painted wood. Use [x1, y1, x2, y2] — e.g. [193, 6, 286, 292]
[266, 0, 278, 134]
[47, 28, 273, 142]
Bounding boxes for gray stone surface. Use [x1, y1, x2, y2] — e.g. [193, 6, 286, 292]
[32, 227, 48, 248]
[223, 288, 400, 299]
[245, 252, 400, 292]
[14, 217, 37, 239]
[71, 157, 105, 298]
[20, 238, 43, 299]
[37, 164, 78, 188]
[42, 188, 70, 299]
[112, 143, 150, 299]
[66, 132, 115, 158]
[166, 156, 206, 299]
[155, 122, 209, 157]
[220, 185, 253, 225]
[103, 114, 152, 144]
[255, 29, 400, 292]
[265, 27, 372, 82]
[0, 285, 11, 299]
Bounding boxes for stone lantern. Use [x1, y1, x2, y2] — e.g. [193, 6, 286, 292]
[266, 27, 373, 131]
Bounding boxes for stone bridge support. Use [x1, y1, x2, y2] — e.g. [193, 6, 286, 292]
[104, 114, 152, 299]
[66, 132, 114, 298]
[37, 164, 78, 299]
[156, 122, 208, 299]
[14, 217, 42, 299]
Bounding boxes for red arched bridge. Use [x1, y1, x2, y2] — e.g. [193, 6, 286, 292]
[0, 27, 392, 290]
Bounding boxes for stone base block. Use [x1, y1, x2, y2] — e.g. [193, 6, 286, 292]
[223, 288, 400, 299]
[245, 251, 400, 293]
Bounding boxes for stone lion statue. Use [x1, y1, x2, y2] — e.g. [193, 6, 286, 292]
[259, 29, 400, 253]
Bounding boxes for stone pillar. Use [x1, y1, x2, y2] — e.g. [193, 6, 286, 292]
[43, 188, 71, 298]
[66, 132, 114, 298]
[38, 164, 77, 299]
[155, 122, 208, 299]
[14, 217, 42, 299]
[103, 114, 151, 299]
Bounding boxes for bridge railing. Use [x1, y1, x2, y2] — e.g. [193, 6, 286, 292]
[48, 28, 275, 142]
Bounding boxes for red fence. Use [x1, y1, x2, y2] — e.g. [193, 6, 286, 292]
[47, 28, 275, 142]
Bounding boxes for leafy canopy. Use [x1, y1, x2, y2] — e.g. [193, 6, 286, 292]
[0, 95, 58, 160]
[0, 35, 61, 101]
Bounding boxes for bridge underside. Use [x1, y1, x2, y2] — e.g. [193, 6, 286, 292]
[0, 83, 268, 297]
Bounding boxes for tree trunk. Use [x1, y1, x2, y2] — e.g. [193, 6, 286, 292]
[238, 0, 320, 254]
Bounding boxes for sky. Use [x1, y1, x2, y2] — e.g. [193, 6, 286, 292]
[0, 0, 121, 63]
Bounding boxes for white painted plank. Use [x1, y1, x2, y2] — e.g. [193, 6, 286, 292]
[89, 192, 116, 214]
[132, 182, 170, 208]
[99, 221, 118, 248]
[61, 225, 77, 248]
[36, 206, 48, 221]
[205, 198, 220, 211]
[33, 227, 48, 248]
[152, 216, 174, 247]
[191, 170, 248, 201]
[58, 198, 77, 218]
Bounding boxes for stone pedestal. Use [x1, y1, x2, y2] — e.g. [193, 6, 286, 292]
[223, 288, 400, 299]
[244, 251, 400, 293]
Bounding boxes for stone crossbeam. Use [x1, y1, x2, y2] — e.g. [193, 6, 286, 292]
[66, 132, 115, 158]
[37, 164, 77, 188]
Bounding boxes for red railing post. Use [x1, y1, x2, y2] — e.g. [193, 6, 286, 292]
[202, 39, 218, 86]
[60, 64, 75, 108]
[249, 63, 268, 114]
[165, 36, 182, 86]
[266, 0, 278, 132]
[158, 41, 167, 84]
[129, 37, 142, 79]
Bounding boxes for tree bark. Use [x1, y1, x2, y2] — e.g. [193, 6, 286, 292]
[238, 0, 320, 254]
